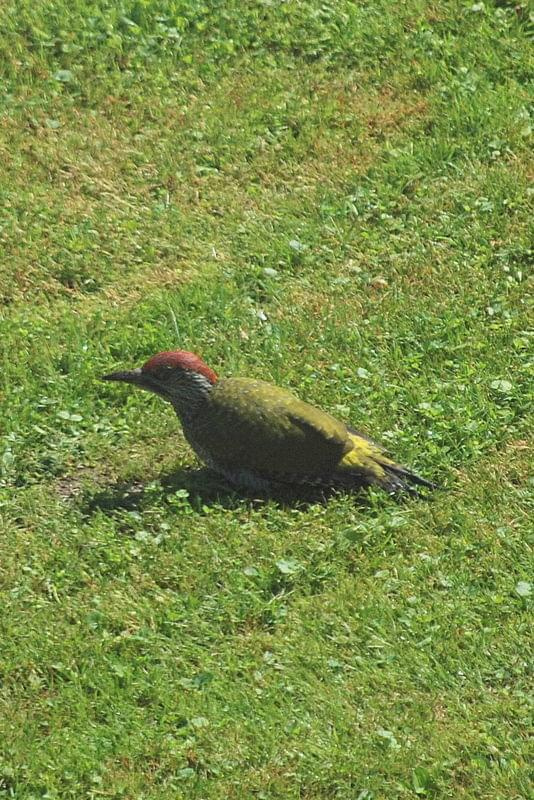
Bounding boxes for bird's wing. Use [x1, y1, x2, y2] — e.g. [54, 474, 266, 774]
[199, 377, 352, 478]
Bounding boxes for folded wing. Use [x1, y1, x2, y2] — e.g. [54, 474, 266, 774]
[199, 377, 352, 478]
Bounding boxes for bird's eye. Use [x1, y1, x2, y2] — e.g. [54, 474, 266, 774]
[156, 366, 173, 381]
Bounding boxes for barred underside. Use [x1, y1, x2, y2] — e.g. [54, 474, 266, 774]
[188, 432, 404, 494]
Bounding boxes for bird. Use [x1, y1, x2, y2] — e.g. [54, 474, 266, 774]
[101, 350, 436, 495]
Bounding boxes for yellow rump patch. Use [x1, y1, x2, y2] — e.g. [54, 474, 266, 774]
[337, 433, 395, 478]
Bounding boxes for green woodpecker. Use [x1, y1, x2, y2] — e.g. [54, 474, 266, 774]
[102, 350, 436, 495]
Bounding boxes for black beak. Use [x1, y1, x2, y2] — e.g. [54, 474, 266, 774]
[101, 368, 145, 385]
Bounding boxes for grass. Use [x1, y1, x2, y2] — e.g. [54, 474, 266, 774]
[0, 1, 532, 798]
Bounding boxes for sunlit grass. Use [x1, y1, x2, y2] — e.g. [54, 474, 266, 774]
[0, 1, 531, 798]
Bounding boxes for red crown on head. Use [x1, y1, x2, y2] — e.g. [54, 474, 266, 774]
[142, 351, 218, 384]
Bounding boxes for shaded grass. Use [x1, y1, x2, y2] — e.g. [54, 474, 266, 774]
[0, 1, 532, 798]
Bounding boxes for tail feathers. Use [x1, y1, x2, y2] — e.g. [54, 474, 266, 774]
[343, 430, 437, 496]
[379, 461, 438, 496]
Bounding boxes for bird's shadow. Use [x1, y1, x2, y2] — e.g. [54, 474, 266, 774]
[80, 466, 376, 517]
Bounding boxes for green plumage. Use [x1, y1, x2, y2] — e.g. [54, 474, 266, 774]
[184, 378, 352, 477]
[182, 377, 433, 493]
[102, 351, 436, 495]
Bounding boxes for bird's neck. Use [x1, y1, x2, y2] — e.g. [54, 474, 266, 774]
[168, 372, 214, 423]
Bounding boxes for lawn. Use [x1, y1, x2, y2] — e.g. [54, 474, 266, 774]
[0, 1, 532, 798]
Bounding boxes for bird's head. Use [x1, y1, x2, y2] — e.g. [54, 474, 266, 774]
[102, 350, 218, 415]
